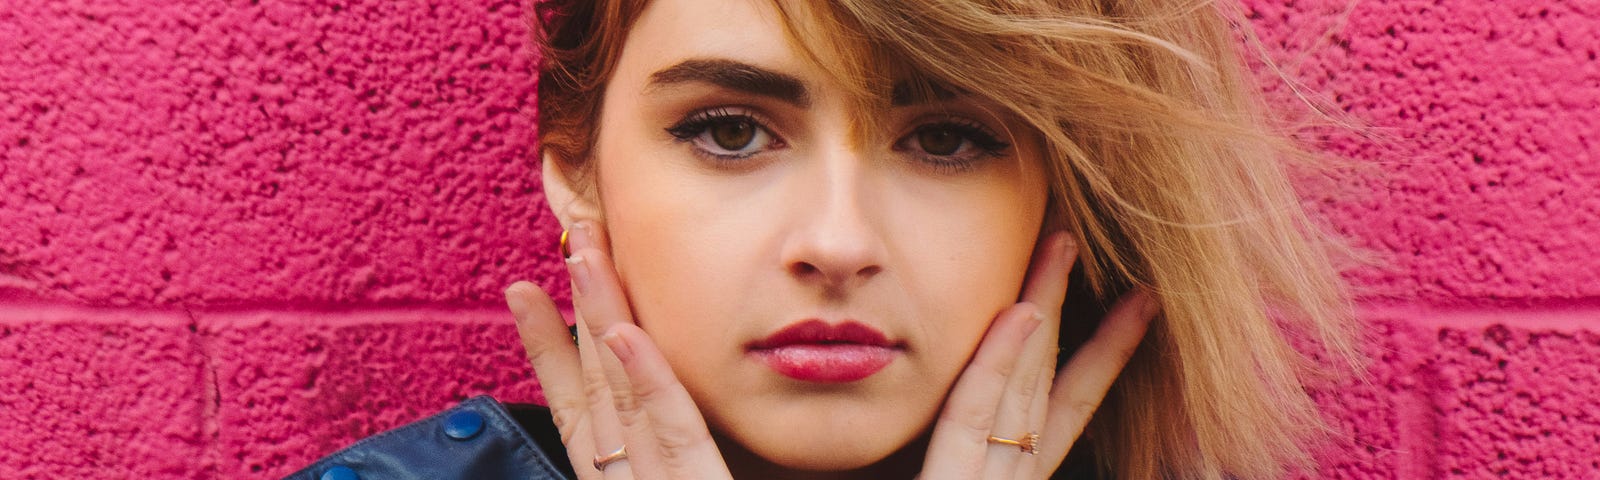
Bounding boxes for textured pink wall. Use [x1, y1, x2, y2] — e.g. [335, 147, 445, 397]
[1, 0, 1596, 478]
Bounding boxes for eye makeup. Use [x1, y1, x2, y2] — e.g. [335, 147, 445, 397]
[894, 116, 1013, 174]
[663, 105, 1013, 174]
[665, 106, 786, 163]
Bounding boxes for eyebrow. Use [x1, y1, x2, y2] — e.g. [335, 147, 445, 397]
[890, 81, 961, 106]
[647, 59, 811, 107]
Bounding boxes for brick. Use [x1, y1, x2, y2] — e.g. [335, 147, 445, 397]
[1242, 0, 1600, 304]
[1430, 318, 1600, 478]
[202, 308, 542, 478]
[0, 307, 207, 478]
[0, 0, 562, 307]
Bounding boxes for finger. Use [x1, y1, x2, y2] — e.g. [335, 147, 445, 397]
[567, 221, 665, 478]
[988, 233, 1077, 479]
[1039, 289, 1158, 469]
[505, 282, 600, 478]
[566, 221, 635, 340]
[1022, 336, 1059, 480]
[1018, 231, 1075, 309]
[575, 307, 636, 479]
[920, 303, 1045, 480]
[601, 323, 734, 478]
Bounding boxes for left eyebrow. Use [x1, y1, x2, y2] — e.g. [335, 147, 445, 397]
[646, 59, 811, 107]
[891, 80, 962, 106]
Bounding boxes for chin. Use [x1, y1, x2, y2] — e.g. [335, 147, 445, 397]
[753, 439, 899, 471]
[713, 397, 935, 472]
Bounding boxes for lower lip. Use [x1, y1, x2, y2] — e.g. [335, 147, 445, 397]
[751, 345, 896, 383]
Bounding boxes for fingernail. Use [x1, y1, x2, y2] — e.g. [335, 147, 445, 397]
[570, 221, 594, 251]
[503, 283, 528, 314]
[601, 328, 634, 364]
[1023, 307, 1046, 334]
[566, 253, 589, 297]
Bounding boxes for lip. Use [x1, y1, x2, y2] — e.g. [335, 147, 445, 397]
[747, 320, 901, 383]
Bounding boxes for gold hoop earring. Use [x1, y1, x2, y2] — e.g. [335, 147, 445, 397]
[559, 229, 571, 259]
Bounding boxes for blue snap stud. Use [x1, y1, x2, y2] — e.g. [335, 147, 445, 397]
[320, 465, 358, 480]
[443, 410, 485, 440]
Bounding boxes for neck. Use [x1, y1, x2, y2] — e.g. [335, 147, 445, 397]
[715, 432, 930, 480]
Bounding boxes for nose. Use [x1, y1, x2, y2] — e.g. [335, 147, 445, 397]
[779, 149, 885, 294]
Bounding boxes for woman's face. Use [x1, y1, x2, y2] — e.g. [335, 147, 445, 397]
[580, 0, 1048, 471]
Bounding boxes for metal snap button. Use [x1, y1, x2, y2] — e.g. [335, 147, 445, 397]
[443, 410, 485, 440]
[320, 465, 358, 480]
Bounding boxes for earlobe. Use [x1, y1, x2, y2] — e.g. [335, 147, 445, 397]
[540, 150, 602, 229]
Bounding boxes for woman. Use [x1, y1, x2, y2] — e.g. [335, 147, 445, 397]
[291, 0, 1358, 478]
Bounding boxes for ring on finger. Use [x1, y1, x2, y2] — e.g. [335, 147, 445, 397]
[987, 432, 1041, 455]
[593, 445, 628, 471]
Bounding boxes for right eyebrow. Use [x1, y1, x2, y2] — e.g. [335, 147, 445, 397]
[646, 59, 811, 107]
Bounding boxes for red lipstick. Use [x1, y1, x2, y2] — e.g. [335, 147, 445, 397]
[748, 320, 900, 383]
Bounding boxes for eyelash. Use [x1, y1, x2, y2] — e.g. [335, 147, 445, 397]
[665, 107, 781, 162]
[664, 108, 1011, 172]
[895, 118, 1012, 174]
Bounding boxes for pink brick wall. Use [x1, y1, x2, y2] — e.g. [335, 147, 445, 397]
[1, 0, 1595, 478]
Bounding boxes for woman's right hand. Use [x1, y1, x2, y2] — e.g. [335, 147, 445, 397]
[504, 221, 736, 480]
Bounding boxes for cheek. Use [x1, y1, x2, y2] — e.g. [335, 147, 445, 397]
[595, 159, 760, 370]
[886, 153, 1050, 366]
[889, 186, 1044, 369]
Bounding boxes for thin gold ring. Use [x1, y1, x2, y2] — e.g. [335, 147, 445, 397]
[987, 432, 1040, 455]
[559, 229, 571, 258]
[593, 445, 628, 471]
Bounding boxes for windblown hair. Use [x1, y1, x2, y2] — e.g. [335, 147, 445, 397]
[532, 1, 1361, 479]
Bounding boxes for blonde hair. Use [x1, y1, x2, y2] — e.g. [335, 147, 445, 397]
[533, 0, 1361, 478]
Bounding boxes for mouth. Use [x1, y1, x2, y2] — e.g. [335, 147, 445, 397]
[746, 320, 902, 383]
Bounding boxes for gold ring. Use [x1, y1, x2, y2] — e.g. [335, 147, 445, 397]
[987, 432, 1040, 455]
[593, 445, 627, 471]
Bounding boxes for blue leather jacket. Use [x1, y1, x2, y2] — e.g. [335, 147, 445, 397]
[284, 396, 576, 480]
[285, 396, 1101, 480]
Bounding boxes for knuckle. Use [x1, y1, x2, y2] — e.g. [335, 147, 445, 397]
[656, 425, 713, 452]
[581, 376, 611, 404]
[613, 401, 648, 428]
[610, 388, 642, 414]
[1069, 397, 1102, 417]
[940, 400, 998, 435]
[629, 374, 681, 404]
[548, 399, 587, 430]
[552, 412, 586, 445]
[983, 354, 1019, 378]
[967, 364, 1010, 393]
[522, 338, 561, 364]
[1013, 369, 1043, 399]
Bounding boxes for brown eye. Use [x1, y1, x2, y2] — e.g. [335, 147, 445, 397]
[666, 108, 781, 160]
[916, 128, 963, 155]
[712, 120, 756, 151]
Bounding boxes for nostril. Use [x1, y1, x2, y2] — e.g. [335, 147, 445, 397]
[858, 265, 882, 278]
[789, 262, 820, 277]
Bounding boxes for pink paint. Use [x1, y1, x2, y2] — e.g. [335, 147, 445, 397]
[2, 0, 1598, 478]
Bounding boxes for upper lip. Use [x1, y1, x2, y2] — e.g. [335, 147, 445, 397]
[748, 319, 900, 349]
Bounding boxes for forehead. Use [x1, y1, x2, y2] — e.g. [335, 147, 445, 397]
[611, 0, 949, 134]
[614, 0, 815, 88]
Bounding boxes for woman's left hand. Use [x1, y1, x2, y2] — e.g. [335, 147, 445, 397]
[918, 231, 1159, 479]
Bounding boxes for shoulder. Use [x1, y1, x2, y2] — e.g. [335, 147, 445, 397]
[284, 396, 577, 480]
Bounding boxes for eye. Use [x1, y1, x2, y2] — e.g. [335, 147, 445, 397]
[914, 128, 963, 156]
[666, 107, 783, 161]
[895, 118, 1012, 172]
[710, 119, 757, 151]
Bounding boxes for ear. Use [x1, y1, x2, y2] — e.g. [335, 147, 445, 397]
[541, 150, 602, 229]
